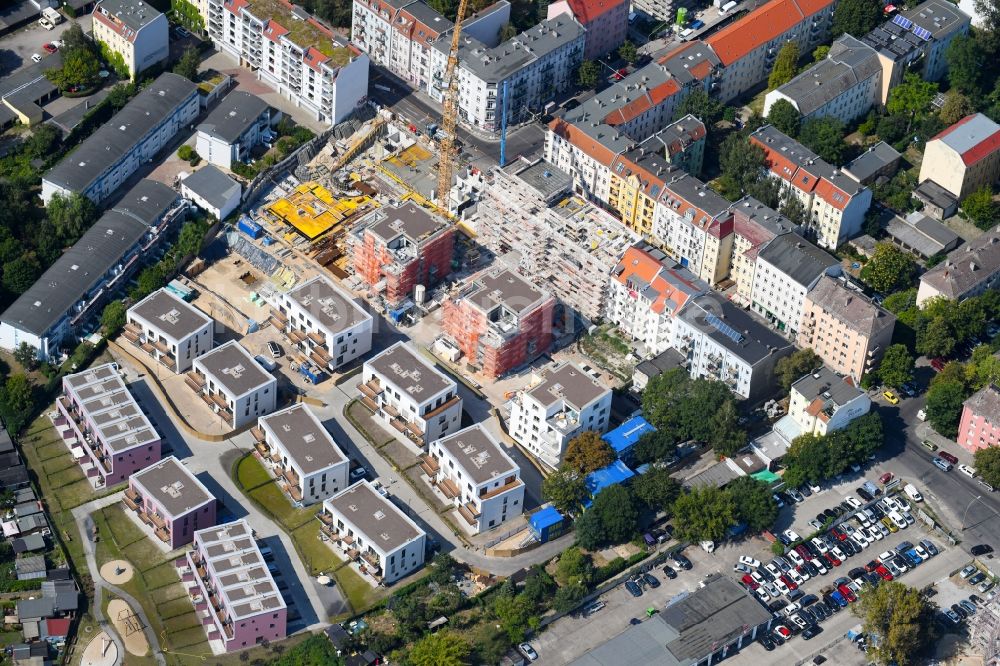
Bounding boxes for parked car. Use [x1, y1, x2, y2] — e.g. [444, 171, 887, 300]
[940, 451, 959, 465]
[740, 556, 761, 568]
[672, 552, 693, 570]
[643, 572, 660, 589]
[42, 42, 57, 53]
[519, 643, 538, 661]
[959, 464, 977, 478]
[625, 580, 642, 597]
[662, 565, 677, 579]
[30, 53, 42, 62]
[932, 457, 953, 472]
[879, 472, 893, 484]
[972, 544, 995, 557]
[882, 390, 899, 404]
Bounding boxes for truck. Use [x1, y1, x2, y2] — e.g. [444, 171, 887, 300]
[39, 7, 63, 29]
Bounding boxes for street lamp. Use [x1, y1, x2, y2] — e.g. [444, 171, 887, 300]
[962, 495, 983, 530]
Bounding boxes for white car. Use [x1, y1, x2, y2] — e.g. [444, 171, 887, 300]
[789, 614, 809, 631]
[855, 511, 870, 528]
[783, 529, 801, 543]
[913, 545, 930, 561]
[739, 556, 761, 568]
[885, 496, 907, 512]
[852, 530, 871, 546]
[866, 527, 884, 541]
[782, 601, 802, 616]
[959, 464, 977, 478]
[756, 587, 771, 602]
[809, 483, 822, 494]
[831, 546, 847, 561]
[787, 550, 805, 567]
[889, 511, 908, 529]
[519, 643, 538, 661]
[810, 557, 828, 575]
[787, 568, 805, 586]
[845, 496, 863, 510]
[765, 563, 782, 579]
[878, 550, 895, 563]
[812, 538, 829, 554]
[31, 53, 42, 62]
[774, 577, 790, 594]
[751, 571, 767, 586]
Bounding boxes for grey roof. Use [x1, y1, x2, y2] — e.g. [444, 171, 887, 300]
[774, 35, 880, 117]
[194, 341, 275, 398]
[286, 274, 371, 335]
[660, 172, 731, 218]
[95, 0, 162, 32]
[196, 90, 270, 144]
[679, 293, 794, 366]
[680, 459, 739, 490]
[64, 363, 160, 453]
[914, 178, 959, 209]
[0, 51, 61, 108]
[17, 514, 48, 533]
[757, 233, 839, 288]
[0, 1, 40, 31]
[934, 112, 1000, 158]
[887, 213, 961, 257]
[905, 0, 970, 39]
[0, 427, 13, 454]
[14, 501, 40, 518]
[259, 404, 346, 475]
[640, 115, 706, 159]
[433, 424, 518, 485]
[404, 0, 453, 33]
[635, 348, 686, 379]
[862, 0, 968, 61]
[325, 480, 424, 553]
[730, 197, 798, 245]
[528, 362, 609, 410]
[15, 556, 46, 576]
[751, 125, 864, 195]
[921, 225, 1000, 298]
[571, 575, 773, 666]
[805, 276, 895, 340]
[462, 267, 550, 316]
[131, 456, 214, 518]
[1, 180, 179, 337]
[44, 73, 197, 195]
[181, 165, 241, 212]
[128, 288, 212, 342]
[964, 384, 1000, 423]
[367, 202, 448, 245]
[12, 534, 46, 554]
[367, 342, 454, 401]
[791, 366, 865, 408]
[505, 158, 572, 204]
[844, 141, 901, 184]
[16, 598, 54, 621]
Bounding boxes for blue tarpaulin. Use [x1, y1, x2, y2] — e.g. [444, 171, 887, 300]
[583, 460, 636, 507]
[529, 507, 565, 542]
[602, 416, 656, 457]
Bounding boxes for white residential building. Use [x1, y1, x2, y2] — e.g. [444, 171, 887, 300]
[729, 197, 799, 305]
[359, 342, 462, 448]
[320, 480, 426, 585]
[787, 367, 871, 437]
[179, 165, 242, 221]
[188, 340, 277, 428]
[124, 288, 214, 373]
[254, 404, 348, 506]
[268, 275, 373, 373]
[92, 0, 169, 79]
[207, 0, 370, 125]
[508, 362, 612, 468]
[195, 90, 277, 170]
[917, 225, 1000, 305]
[423, 424, 524, 534]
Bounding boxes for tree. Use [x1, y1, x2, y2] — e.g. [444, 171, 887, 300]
[3, 253, 40, 295]
[98, 42, 128, 79]
[887, 73, 937, 132]
[13, 342, 37, 371]
[857, 581, 935, 666]
[925, 379, 968, 439]
[2, 374, 35, 417]
[176, 218, 209, 259]
[767, 99, 801, 137]
[542, 468, 588, 514]
[779, 193, 809, 227]
[841, 412, 884, 461]
[553, 582, 587, 613]
[618, 40, 638, 64]
[831, 0, 882, 38]
[554, 546, 592, 586]
[631, 467, 681, 512]
[23, 124, 61, 160]
[917, 316, 956, 359]
[860, 242, 915, 293]
[672, 485, 736, 543]
[716, 134, 768, 199]
[576, 60, 600, 89]
[968, 345, 1000, 388]
[563, 431, 616, 474]
[774, 348, 822, 392]
[673, 88, 724, 126]
[974, 447, 1000, 489]
[47, 192, 98, 245]
[812, 45, 830, 63]
[711, 401, 746, 457]
[46, 47, 100, 91]
[174, 46, 201, 81]
[940, 91, 977, 126]
[632, 429, 677, 465]
[783, 433, 833, 488]
[961, 186, 999, 231]
[592, 485, 639, 545]
[500, 22, 518, 40]
[727, 476, 778, 534]
[492, 593, 534, 642]
[768, 41, 799, 90]
[101, 300, 127, 336]
[60, 23, 93, 55]
[407, 631, 470, 666]
[799, 116, 848, 164]
[876, 344, 914, 389]
[945, 34, 983, 98]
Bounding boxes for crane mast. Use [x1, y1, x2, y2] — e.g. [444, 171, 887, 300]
[436, 0, 471, 209]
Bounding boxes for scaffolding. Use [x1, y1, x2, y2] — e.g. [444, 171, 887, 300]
[970, 600, 1000, 665]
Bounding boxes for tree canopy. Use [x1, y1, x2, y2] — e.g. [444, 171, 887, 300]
[727, 476, 779, 534]
[173, 46, 201, 81]
[541, 468, 588, 515]
[857, 581, 936, 665]
[46, 192, 98, 245]
[961, 186, 999, 231]
[674, 88, 725, 126]
[767, 99, 801, 137]
[641, 368, 744, 455]
[562, 431, 616, 474]
[576, 61, 600, 89]
[774, 348, 822, 392]
[798, 116, 849, 164]
[100, 300, 127, 336]
[618, 40, 638, 64]
[407, 632, 470, 666]
[886, 73, 938, 131]
[877, 344, 914, 389]
[631, 466, 681, 513]
[974, 447, 1000, 489]
[768, 41, 799, 90]
[925, 379, 968, 439]
[672, 485, 737, 543]
[831, 0, 883, 38]
[945, 34, 984, 98]
[575, 485, 640, 550]
[860, 242, 916, 294]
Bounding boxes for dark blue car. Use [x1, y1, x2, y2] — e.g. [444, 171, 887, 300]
[830, 590, 848, 607]
[625, 580, 642, 597]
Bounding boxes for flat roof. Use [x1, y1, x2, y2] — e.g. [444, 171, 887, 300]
[259, 404, 346, 475]
[63, 363, 159, 453]
[128, 288, 212, 341]
[506, 158, 572, 203]
[914, 178, 959, 209]
[286, 274, 371, 335]
[462, 267, 549, 316]
[528, 362, 608, 410]
[367, 202, 448, 245]
[325, 480, 424, 553]
[196, 90, 270, 144]
[679, 293, 793, 365]
[131, 456, 214, 518]
[366, 342, 454, 402]
[95, 0, 162, 32]
[180, 165, 242, 212]
[194, 520, 285, 621]
[433, 424, 517, 485]
[757, 232, 839, 287]
[603, 416, 656, 455]
[194, 341, 275, 398]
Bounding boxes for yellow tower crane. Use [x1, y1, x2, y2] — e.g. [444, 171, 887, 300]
[435, 0, 472, 210]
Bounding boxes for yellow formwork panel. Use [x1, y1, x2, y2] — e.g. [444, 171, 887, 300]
[263, 182, 373, 240]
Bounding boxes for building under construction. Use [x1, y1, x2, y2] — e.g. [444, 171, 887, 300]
[261, 182, 375, 240]
[350, 202, 455, 308]
[442, 267, 555, 378]
[476, 157, 638, 323]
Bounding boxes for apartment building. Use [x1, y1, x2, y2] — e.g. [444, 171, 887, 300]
[763, 35, 881, 124]
[704, 0, 838, 103]
[184, 520, 286, 651]
[917, 225, 1000, 305]
[0, 180, 185, 361]
[41, 73, 198, 204]
[477, 158, 637, 323]
[254, 403, 348, 506]
[124, 456, 216, 548]
[508, 362, 612, 468]
[750, 232, 841, 337]
[442, 267, 556, 378]
[351, 203, 455, 308]
[351, 0, 508, 90]
[55, 363, 161, 488]
[644, 114, 707, 177]
[798, 276, 896, 381]
[359, 342, 462, 447]
[319, 480, 426, 585]
[188, 341, 277, 428]
[861, 0, 970, 104]
[608, 139, 679, 237]
[605, 243, 707, 356]
[125, 288, 214, 374]
[195, 90, 277, 169]
[547, 0, 628, 59]
[180, 165, 243, 221]
[207, 0, 369, 125]
[268, 274, 373, 373]
[427, 15, 585, 132]
[673, 293, 794, 401]
[423, 424, 524, 533]
[957, 383, 1000, 453]
[729, 197, 799, 305]
[919, 113, 1000, 200]
[788, 367, 871, 437]
[92, 0, 169, 79]
[751, 125, 872, 249]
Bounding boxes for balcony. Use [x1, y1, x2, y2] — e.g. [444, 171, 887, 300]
[155, 526, 170, 543]
[438, 477, 459, 499]
[457, 502, 479, 526]
[209, 393, 229, 410]
[318, 511, 333, 526]
[288, 329, 306, 344]
[419, 454, 439, 477]
[122, 491, 140, 512]
[148, 512, 166, 529]
[360, 550, 381, 571]
[390, 417, 407, 433]
[282, 468, 299, 485]
[480, 477, 523, 501]
[307, 331, 326, 346]
[123, 323, 142, 343]
[359, 396, 378, 413]
[251, 426, 266, 443]
[424, 395, 460, 420]
[158, 355, 176, 373]
[185, 372, 206, 393]
[283, 482, 303, 502]
[310, 350, 330, 368]
[153, 340, 172, 355]
[268, 308, 288, 329]
[311, 345, 332, 363]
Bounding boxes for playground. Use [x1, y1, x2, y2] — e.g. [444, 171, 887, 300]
[108, 598, 150, 657]
[80, 630, 118, 666]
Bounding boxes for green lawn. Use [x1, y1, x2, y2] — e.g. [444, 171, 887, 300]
[234, 454, 315, 530]
[333, 563, 379, 618]
[290, 521, 343, 576]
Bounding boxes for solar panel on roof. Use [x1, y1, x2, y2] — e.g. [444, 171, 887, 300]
[892, 14, 913, 29]
[912, 25, 932, 40]
[706, 313, 744, 344]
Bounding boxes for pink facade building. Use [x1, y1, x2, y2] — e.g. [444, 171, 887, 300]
[957, 384, 1000, 453]
[124, 456, 217, 549]
[547, 0, 628, 59]
[184, 520, 286, 651]
[55, 363, 161, 488]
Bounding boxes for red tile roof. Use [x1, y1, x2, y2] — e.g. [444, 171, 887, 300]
[705, 0, 832, 65]
[932, 114, 1000, 166]
[263, 21, 289, 43]
[615, 246, 699, 314]
[603, 79, 681, 126]
[562, 0, 628, 25]
[44, 618, 71, 637]
[304, 47, 329, 72]
[548, 118, 620, 167]
[93, 10, 138, 44]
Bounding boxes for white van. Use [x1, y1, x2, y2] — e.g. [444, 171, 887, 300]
[680, 27, 695, 39]
[721, 0, 738, 12]
[903, 483, 923, 502]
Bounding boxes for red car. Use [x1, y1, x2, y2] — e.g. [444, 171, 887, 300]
[879, 472, 893, 484]
[931, 357, 946, 372]
[42, 43, 57, 54]
[613, 67, 628, 80]
[875, 564, 894, 581]
[824, 552, 841, 567]
[741, 574, 759, 590]
[795, 545, 811, 559]
[780, 574, 798, 591]
[838, 584, 857, 602]
[830, 527, 848, 542]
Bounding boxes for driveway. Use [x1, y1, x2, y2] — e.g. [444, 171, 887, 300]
[0, 14, 91, 76]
